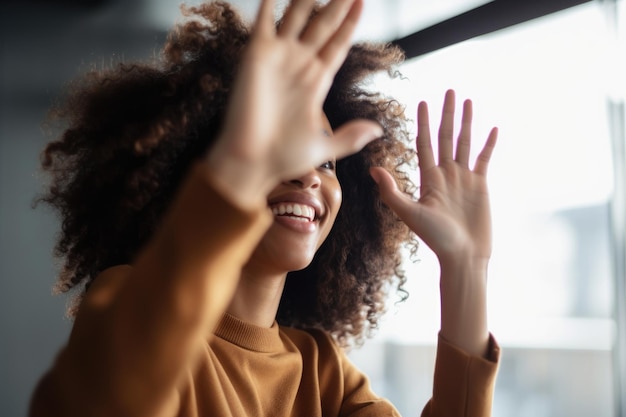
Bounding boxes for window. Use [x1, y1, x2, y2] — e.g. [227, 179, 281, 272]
[349, 2, 624, 416]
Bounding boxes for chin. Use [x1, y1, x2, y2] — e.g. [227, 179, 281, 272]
[245, 242, 316, 276]
[278, 253, 316, 273]
[288, 260, 315, 273]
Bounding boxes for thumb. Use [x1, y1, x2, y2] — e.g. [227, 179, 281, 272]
[369, 166, 416, 224]
[332, 120, 383, 160]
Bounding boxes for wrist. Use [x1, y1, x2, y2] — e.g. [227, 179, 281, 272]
[203, 138, 276, 213]
[438, 251, 489, 286]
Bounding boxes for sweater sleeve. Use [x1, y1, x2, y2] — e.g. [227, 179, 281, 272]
[336, 334, 499, 417]
[29, 162, 272, 417]
[421, 333, 500, 417]
[311, 326, 499, 417]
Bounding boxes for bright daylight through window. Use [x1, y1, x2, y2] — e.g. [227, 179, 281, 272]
[349, 2, 624, 416]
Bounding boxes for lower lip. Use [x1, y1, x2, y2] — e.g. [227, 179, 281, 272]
[273, 215, 318, 233]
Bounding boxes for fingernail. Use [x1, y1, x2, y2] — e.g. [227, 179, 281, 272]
[369, 167, 381, 184]
[366, 129, 383, 144]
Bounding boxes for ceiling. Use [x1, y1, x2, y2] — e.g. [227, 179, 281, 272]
[0, 0, 492, 105]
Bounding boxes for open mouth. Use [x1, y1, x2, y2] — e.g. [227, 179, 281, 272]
[270, 203, 316, 222]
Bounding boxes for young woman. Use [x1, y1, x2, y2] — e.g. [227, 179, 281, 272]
[30, 0, 500, 416]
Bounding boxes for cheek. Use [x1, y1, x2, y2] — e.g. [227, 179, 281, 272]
[328, 181, 342, 218]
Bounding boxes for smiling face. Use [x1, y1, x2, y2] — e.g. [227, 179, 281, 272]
[244, 115, 342, 276]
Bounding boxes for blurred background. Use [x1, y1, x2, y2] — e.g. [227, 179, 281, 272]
[1, 0, 625, 416]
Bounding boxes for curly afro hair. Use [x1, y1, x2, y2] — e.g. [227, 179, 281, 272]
[38, 1, 417, 347]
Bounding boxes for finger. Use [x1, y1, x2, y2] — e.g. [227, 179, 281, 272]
[455, 99, 472, 167]
[416, 101, 436, 172]
[278, 0, 317, 38]
[474, 127, 498, 176]
[370, 166, 420, 227]
[438, 89, 455, 163]
[253, 0, 276, 36]
[300, 0, 358, 50]
[330, 119, 383, 160]
[317, 0, 363, 70]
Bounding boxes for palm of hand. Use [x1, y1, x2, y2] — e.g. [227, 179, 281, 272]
[371, 90, 498, 263]
[226, 35, 330, 178]
[415, 158, 493, 262]
[214, 0, 381, 189]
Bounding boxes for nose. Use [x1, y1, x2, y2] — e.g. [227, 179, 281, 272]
[288, 169, 321, 189]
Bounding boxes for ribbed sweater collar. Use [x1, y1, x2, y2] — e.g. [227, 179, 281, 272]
[214, 313, 284, 353]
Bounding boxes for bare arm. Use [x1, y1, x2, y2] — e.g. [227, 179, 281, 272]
[371, 90, 499, 416]
[370, 89, 497, 357]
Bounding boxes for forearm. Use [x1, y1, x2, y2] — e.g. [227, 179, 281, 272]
[438, 254, 490, 358]
[31, 162, 272, 416]
[421, 256, 498, 417]
[104, 162, 271, 402]
[121, 161, 272, 336]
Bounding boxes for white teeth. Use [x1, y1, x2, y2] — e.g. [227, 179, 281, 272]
[271, 203, 315, 221]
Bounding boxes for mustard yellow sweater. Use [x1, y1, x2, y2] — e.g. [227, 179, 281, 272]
[29, 163, 500, 417]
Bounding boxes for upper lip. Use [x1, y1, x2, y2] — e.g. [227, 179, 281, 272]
[268, 192, 323, 220]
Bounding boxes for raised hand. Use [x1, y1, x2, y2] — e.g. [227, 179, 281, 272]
[370, 89, 497, 356]
[370, 89, 498, 265]
[207, 0, 382, 211]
